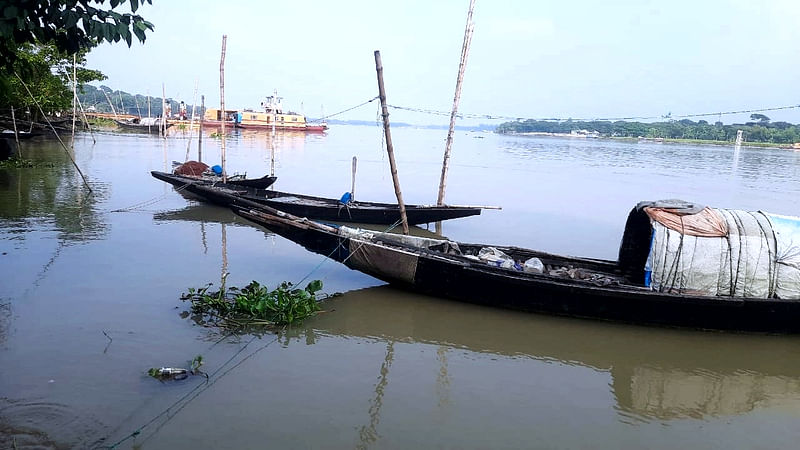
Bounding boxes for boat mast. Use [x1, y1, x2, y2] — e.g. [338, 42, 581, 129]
[219, 34, 228, 182]
[374, 50, 409, 235]
[437, 0, 476, 207]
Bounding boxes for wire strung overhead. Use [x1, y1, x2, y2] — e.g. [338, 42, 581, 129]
[386, 103, 800, 122]
[295, 97, 800, 124]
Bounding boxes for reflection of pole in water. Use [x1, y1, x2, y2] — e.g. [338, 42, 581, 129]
[436, 346, 451, 410]
[200, 221, 208, 254]
[358, 341, 394, 449]
[221, 223, 228, 281]
[732, 129, 743, 175]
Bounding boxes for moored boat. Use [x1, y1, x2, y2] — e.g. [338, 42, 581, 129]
[230, 200, 800, 333]
[151, 171, 484, 225]
[115, 117, 171, 134]
[169, 161, 278, 189]
[234, 92, 327, 132]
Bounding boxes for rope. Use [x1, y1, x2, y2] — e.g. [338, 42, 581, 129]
[107, 181, 193, 213]
[316, 97, 379, 121]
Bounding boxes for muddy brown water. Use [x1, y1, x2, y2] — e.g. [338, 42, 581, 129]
[2, 126, 800, 449]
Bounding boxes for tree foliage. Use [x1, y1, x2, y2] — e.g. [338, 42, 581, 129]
[0, 0, 154, 68]
[496, 119, 800, 145]
[1, 43, 107, 116]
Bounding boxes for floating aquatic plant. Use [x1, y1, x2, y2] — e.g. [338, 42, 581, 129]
[181, 279, 326, 328]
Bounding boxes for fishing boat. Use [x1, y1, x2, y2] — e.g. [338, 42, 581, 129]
[234, 92, 327, 132]
[169, 161, 277, 189]
[114, 117, 171, 134]
[231, 200, 800, 333]
[151, 171, 484, 225]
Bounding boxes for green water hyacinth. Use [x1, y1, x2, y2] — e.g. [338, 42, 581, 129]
[182, 280, 324, 328]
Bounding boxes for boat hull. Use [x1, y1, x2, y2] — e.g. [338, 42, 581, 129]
[151, 171, 482, 225]
[234, 207, 800, 334]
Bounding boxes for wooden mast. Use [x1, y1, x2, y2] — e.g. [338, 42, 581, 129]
[219, 35, 228, 182]
[374, 50, 409, 235]
[437, 0, 476, 206]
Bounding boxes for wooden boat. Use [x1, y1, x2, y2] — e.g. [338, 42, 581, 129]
[197, 108, 238, 129]
[234, 92, 328, 132]
[168, 161, 278, 190]
[115, 117, 172, 134]
[230, 203, 800, 334]
[151, 171, 483, 225]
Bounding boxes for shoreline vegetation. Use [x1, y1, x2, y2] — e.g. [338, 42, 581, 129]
[496, 116, 800, 149]
[503, 131, 796, 149]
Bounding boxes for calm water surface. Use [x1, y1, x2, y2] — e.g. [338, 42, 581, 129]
[2, 126, 800, 449]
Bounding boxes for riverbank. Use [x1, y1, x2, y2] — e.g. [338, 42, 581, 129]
[502, 132, 794, 149]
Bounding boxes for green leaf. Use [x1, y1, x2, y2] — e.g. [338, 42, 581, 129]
[306, 280, 323, 294]
[131, 0, 139, 12]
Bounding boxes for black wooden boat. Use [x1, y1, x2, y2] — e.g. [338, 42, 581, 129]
[161, 163, 278, 190]
[151, 171, 483, 225]
[231, 204, 800, 333]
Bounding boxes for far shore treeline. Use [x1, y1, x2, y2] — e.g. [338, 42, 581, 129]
[496, 115, 800, 145]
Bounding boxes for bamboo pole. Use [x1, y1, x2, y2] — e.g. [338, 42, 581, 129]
[147, 90, 151, 134]
[62, 70, 96, 144]
[14, 72, 92, 193]
[10, 106, 21, 157]
[270, 89, 276, 177]
[185, 79, 199, 162]
[373, 50, 409, 235]
[351, 156, 357, 201]
[437, 0, 476, 206]
[198, 95, 204, 162]
[161, 84, 167, 138]
[102, 88, 117, 119]
[219, 35, 228, 182]
[71, 54, 77, 149]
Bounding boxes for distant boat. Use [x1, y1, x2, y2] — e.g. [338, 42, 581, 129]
[234, 91, 327, 132]
[115, 117, 171, 134]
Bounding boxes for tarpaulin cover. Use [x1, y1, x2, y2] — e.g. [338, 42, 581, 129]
[646, 209, 777, 298]
[644, 207, 728, 237]
[174, 160, 209, 176]
[766, 213, 800, 299]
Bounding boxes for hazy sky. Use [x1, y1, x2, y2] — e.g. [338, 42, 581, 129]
[86, 0, 800, 125]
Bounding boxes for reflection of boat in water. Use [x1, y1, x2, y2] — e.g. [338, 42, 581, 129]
[309, 285, 800, 421]
[235, 91, 327, 132]
[152, 204, 256, 227]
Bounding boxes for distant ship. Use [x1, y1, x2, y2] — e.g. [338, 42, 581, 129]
[235, 91, 327, 132]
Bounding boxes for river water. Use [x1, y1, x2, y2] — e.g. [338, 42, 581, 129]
[2, 125, 800, 449]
